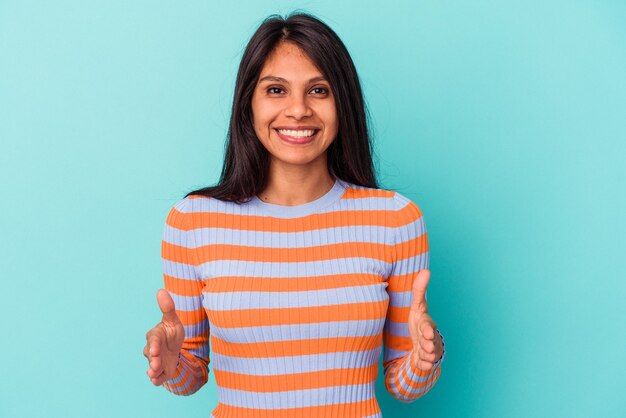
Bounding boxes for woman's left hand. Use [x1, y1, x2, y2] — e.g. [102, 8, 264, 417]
[408, 269, 444, 370]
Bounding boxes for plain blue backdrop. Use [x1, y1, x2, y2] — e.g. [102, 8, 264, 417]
[1, 1, 625, 417]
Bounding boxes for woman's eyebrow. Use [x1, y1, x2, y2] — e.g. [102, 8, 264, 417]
[258, 75, 327, 83]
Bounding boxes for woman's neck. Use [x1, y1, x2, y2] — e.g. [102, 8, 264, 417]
[258, 163, 335, 206]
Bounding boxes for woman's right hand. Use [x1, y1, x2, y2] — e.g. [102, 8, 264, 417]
[144, 289, 185, 385]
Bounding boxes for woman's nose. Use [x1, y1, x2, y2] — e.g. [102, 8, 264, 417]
[284, 94, 313, 119]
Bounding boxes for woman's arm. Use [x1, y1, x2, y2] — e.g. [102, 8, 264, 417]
[158, 199, 211, 395]
[382, 195, 445, 403]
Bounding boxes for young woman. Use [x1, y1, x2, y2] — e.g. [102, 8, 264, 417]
[143, 12, 445, 417]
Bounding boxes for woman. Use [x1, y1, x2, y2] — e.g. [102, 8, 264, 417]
[144, 12, 445, 417]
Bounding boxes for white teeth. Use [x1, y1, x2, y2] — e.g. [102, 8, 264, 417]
[278, 129, 316, 138]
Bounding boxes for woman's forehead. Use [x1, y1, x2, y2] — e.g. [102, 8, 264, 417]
[259, 43, 325, 82]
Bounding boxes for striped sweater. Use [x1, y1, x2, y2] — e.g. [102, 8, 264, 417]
[160, 178, 445, 417]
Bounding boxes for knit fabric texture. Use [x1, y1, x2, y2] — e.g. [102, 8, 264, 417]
[160, 178, 445, 417]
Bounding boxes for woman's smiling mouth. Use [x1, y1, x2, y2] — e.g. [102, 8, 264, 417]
[275, 128, 320, 144]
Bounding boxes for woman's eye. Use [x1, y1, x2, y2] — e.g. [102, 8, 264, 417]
[265, 86, 329, 95]
[311, 87, 328, 94]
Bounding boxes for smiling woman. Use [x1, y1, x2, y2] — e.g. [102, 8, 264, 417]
[143, 11, 445, 418]
[251, 41, 339, 201]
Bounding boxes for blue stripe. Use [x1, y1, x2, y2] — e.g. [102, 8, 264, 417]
[163, 241, 425, 280]
[183, 321, 209, 339]
[163, 216, 424, 249]
[201, 284, 388, 310]
[401, 358, 434, 384]
[217, 383, 376, 409]
[162, 259, 198, 280]
[389, 252, 429, 276]
[163, 224, 400, 247]
[189, 345, 209, 360]
[171, 292, 204, 311]
[383, 320, 410, 337]
[211, 347, 382, 375]
[387, 290, 413, 307]
[202, 257, 392, 278]
[383, 347, 409, 364]
[177, 195, 395, 216]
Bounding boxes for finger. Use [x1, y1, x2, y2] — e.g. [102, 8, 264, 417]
[148, 333, 162, 359]
[148, 369, 165, 385]
[412, 345, 435, 364]
[419, 348, 438, 362]
[419, 320, 435, 340]
[149, 354, 162, 374]
[147, 365, 162, 378]
[151, 371, 167, 386]
[143, 344, 149, 360]
[410, 269, 430, 313]
[412, 350, 434, 370]
[157, 289, 180, 325]
[419, 336, 435, 353]
[417, 359, 434, 370]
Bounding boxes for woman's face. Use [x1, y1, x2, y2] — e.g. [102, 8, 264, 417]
[251, 41, 338, 171]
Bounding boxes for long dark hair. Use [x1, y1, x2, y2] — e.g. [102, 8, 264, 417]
[186, 12, 378, 202]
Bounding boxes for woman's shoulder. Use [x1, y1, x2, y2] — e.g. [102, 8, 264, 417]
[339, 179, 424, 214]
[164, 194, 246, 230]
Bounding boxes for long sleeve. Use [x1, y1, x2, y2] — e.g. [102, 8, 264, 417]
[160, 198, 210, 395]
[382, 194, 445, 403]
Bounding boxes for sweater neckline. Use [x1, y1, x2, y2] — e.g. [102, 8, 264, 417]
[248, 178, 347, 218]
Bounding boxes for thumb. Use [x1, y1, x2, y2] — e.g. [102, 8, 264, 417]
[410, 269, 430, 313]
[157, 289, 180, 325]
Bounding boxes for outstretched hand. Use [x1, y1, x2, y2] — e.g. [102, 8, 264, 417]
[144, 289, 184, 385]
[408, 269, 444, 370]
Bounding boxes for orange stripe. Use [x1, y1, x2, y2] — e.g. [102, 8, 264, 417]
[207, 300, 387, 328]
[384, 357, 439, 399]
[395, 364, 440, 397]
[395, 234, 428, 261]
[408, 355, 441, 376]
[182, 349, 209, 369]
[211, 397, 380, 418]
[399, 360, 434, 389]
[162, 241, 199, 265]
[211, 335, 382, 358]
[383, 334, 412, 351]
[387, 272, 415, 292]
[166, 206, 416, 233]
[396, 200, 423, 222]
[163, 240, 392, 264]
[176, 308, 208, 327]
[204, 273, 384, 293]
[213, 364, 378, 392]
[164, 364, 193, 391]
[166, 273, 386, 296]
[162, 212, 426, 267]
[164, 350, 209, 393]
[342, 188, 395, 199]
[387, 306, 409, 323]
[181, 333, 208, 350]
[164, 274, 203, 297]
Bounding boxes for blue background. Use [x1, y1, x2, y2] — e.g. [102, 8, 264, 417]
[1, 1, 625, 417]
